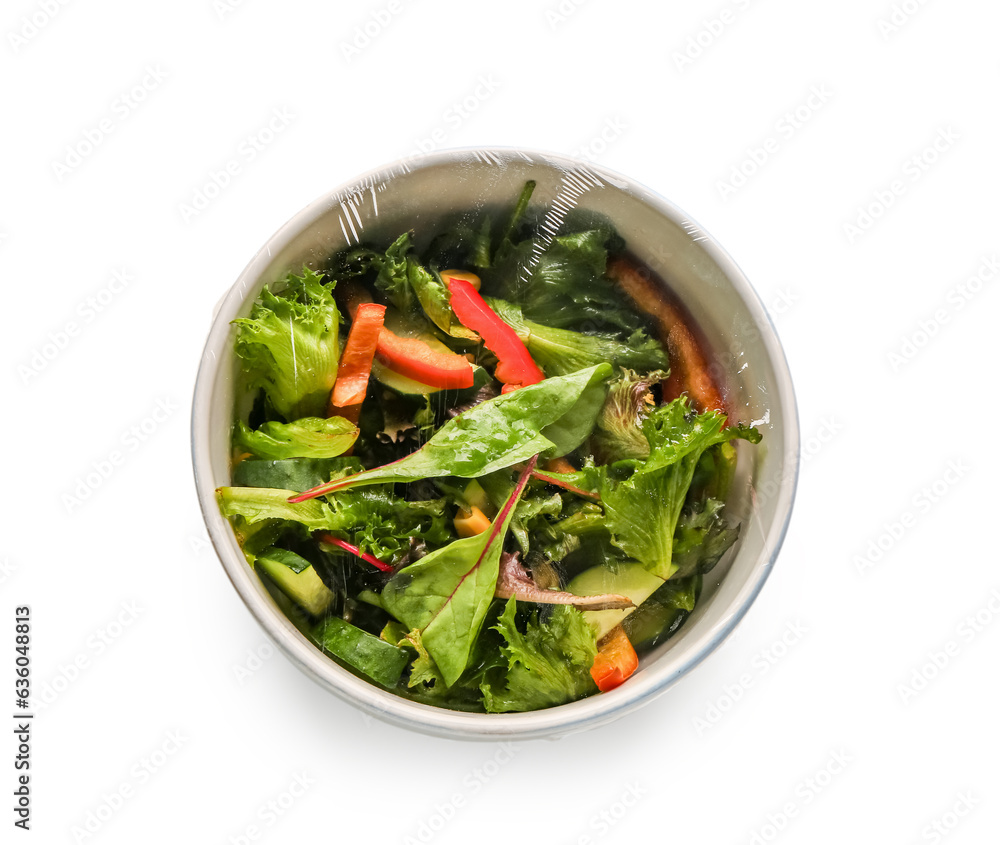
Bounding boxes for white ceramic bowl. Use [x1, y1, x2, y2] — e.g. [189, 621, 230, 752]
[191, 148, 798, 740]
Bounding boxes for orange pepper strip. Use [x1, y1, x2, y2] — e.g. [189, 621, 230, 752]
[339, 281, 474, 390]
[590, 626, 639, 692]
[329, 303, 386, 422]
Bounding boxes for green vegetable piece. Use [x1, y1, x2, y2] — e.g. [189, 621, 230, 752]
[234, 417, 358, 460]
[621, 576, 699, 650]
[480, 597, 598, 713]
[233, 268, 340, 420]
[599, 398, 759, 579]
[671, 498, 740, 579]
[233, 457, 360, 492]
[589, 368, 669, 463]
[291, 364, 611, 501]
[312, 616, 409, 688]
[567, 562, 666, 641]
[219, 487, 341, 532]
[381, 459, 537, 687]
[256, 548, 335, 616]
[371, 232, 477, 340]
[486, 298, 669, 378]
[218, 486, 450, 561]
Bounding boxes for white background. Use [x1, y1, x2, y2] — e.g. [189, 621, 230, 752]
[3, 0, 998, 843]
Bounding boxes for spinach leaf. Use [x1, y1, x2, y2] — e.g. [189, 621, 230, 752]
[381, 459, 537, 687]
[290, 364, 611, 502]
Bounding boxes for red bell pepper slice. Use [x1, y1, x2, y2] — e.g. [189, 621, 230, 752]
[374, 329, 474, 389]
[329, 303, 386, 423]
[446, 276, 544, 390]
[590, 626, 639, 692]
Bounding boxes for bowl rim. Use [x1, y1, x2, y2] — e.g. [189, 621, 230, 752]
[191, 146, 800, 740]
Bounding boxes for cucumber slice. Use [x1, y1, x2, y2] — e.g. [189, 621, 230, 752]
[234, 457, 360, 492]
[312, 616, 409, 688]
[256, 548, 335, 617]
[566, 563, 665, 640]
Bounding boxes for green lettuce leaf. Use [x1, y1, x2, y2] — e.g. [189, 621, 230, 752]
[367, 232, 477, 340]
[589, 368, 668, 463]
[485, 225, 648, 337]
[480, 597, 598, 713]
[381, 460, 536, 687]
[234, 417, 358, 460]
[599, 398, 760, 579]
[670, 498, 740, 579]
[485, 298, 668, 377]
[233, 268, 340, 420]
[217, 486, 450, 560]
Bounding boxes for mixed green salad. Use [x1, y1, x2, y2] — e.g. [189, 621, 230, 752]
[217, 182, 760, 713]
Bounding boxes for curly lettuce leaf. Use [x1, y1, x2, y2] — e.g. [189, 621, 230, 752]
[590, 368, 668, 464]
[217, 486, 450, 561]
[233, 268, 340, 420]
[599, 398, 760, 579]
[480, 598, 598, 713]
